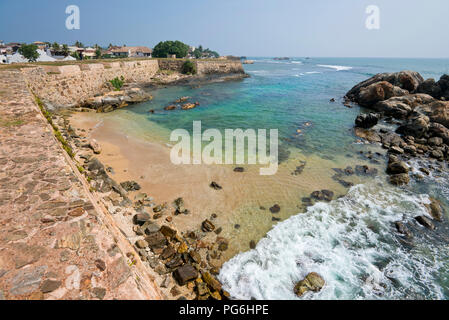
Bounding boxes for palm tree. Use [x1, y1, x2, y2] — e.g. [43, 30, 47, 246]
[62, 44, 69, 57]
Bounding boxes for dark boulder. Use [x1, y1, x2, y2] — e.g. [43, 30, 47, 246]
[202, 220, 216, 232]
[120, 181, 141, 192]
[269, 204, 281, 213]
[417, 78, 442, 98]
[133, 212, 151, 225]
[428, 122, 449, 145]
[210, 181, 222, 190]
[389, 173, 410, 186]
[415, 216, 435, 230]
[396, 113, 430, 138]
[145, 231, 167, 249]
[355, 113, 379, 129]
[387, 161, 409, 175]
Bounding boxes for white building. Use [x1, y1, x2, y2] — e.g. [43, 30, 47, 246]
[4, 49, 56, 64]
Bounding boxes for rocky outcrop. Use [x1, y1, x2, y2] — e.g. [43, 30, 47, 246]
[294, 272, 325, 297]
[346, 70, 449, 186]
[346, 71, 424, 103]
[84, 88, 153, 113]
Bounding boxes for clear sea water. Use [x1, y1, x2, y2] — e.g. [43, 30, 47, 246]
[114, 57, 449, 299]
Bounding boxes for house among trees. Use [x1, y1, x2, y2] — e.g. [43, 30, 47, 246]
[111, 46, 152, 58]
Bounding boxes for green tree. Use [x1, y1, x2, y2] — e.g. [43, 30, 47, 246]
[74, 41, 84, 48]
[71, 51, 81, 60]
[152, 40, 189, 58]
[193, 48, 202, 59]
[52, 42, 60, 51]
[62, 44, 69, 56]
[18, 44, 39, 62]
[95, 48, 102, 59]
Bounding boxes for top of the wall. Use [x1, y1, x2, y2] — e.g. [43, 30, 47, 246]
[0, 57, 241, 72]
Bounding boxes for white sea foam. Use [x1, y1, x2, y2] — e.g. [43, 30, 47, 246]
[305, 71, 321, 74]
[317, 64, 353, 71]
[219, 179, 447, 300]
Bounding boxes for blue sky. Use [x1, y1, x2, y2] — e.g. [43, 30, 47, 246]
[0, 0, 448, 57]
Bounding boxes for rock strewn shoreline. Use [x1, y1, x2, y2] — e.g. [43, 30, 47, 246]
[49, 109, 233, 300]
[346, 70, 447, 245]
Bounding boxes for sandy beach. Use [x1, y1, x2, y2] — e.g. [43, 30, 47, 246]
[69, 111, 384, 265]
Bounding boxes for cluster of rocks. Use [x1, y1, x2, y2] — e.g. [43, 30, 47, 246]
[82, 87, 153, 113]
[301, 189, 335, 208]
[164, 96, 200, 111]
[347, 70, 449, 184]
[395, 197, 445, 245]
[131, 212, 230, 300]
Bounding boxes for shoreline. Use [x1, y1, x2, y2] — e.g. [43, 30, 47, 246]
[67, 100, 386, 268]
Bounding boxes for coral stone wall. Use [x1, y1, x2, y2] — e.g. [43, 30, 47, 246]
[22, 60, 159, 108]
[157, 59, 245, 75]
[21, 59, 245, 108]
[157, 59, 185, 73]
[196, 60, 245, 75]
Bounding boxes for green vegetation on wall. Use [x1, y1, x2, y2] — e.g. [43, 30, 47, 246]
[109, 76, 125, 91]
[182, 60, 197, 75]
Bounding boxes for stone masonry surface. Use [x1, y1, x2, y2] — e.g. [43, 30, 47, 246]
[21, 59, 245, 109]
[0, 70, 162, 300]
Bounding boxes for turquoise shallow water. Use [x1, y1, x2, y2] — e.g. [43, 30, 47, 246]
[125, 57, 449, 160]
[115, 57, 449, 299]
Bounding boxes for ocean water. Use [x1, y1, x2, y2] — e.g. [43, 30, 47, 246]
[109, 57, 449, 299]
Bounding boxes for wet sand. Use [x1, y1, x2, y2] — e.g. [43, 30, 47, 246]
[70, 111, 384, 265]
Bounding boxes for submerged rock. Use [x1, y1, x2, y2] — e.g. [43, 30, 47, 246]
[210, 181, 222, 190]
[311, 190, 334, 202]
[202, 220, 216, 232]
[269, 204, 281, 214]
[425, 198, 444, 222]
[389, 173, 410, 186]
[395, 221, 413, 239]
[120, 181, 141, 192]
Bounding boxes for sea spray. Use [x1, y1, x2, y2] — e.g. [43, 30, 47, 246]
[219, 178, 448, 300]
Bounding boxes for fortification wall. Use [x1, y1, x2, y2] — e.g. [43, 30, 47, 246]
[22, 60, 159, 107]
[22, 59, 245, 108]
[196, 60, 245, 75]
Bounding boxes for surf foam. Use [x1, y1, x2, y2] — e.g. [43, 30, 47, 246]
[219, 179, 447, 300]
[317, 64, 353, 71]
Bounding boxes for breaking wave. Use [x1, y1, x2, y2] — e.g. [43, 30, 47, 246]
[317, 64, 353, 71]
[219, 178, 448, 300]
